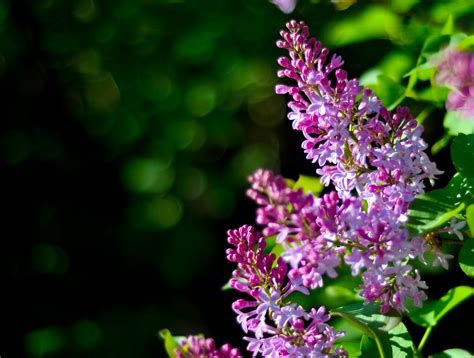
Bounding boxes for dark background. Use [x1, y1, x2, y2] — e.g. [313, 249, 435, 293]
[1, 0, 473, 356]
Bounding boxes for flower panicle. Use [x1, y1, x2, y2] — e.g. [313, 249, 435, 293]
[275, 20, 442, 214]
[226, 224, 346, 357]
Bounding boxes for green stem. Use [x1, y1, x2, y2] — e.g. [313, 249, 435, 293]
[418, 326, 433, 353]
[415, 104, 434, 125]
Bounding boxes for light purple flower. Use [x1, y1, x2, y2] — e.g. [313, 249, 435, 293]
[271, 0, 298, 14]
[435, 48, 474, 119]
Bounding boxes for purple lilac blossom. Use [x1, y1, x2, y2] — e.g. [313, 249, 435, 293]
[227, 225, 346, 357]
[270, 21, 447, 312]
[271, 0, 298, 14]
[174, 335, 241, 358]
[435, 48, 474, 119]
[223, 20, 452, 357]
[247, 170, 429, 313]
[275, 20, 442, 211]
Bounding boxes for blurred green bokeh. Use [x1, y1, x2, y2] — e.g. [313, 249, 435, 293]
[1, 0, 473, 356]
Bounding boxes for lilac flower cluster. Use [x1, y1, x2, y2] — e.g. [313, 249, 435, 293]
[435, 48, 474, 119]
[175, 335, 241, 358]
[247, 170, 428, 314]
[227, 225, 346, 357]
[275, 20, 442, 211]
[222, 20, 450, 357]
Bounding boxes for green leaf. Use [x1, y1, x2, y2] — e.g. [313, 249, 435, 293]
[408, 189, 465, 235]
[449, 33, 469, 48]
[467, 204, 474, 235]
[331, 303, 402, 358]
[441, 15, 454, 35]
[339, 339, 362, 357]
[444, 111, 474, 136]
[415, 86, 449, 103]
[389, 0, 418, 14]
[360, 322, 414, 358]
[409, 172, 473, 235]
[403, 62, 436, 80]
[388, 323, 415, 358]
[360, 335, 391, 358]
[431, 348, 473, 358]
[457, 34, 474, 52]
[270, 242, 285, 258]
[452, 134, 474, 182]
[459, 238, 474, 277]
[408, 286, 474, 327]
[360, 323, 415, 358]
[293, 175, 324, 196]
[324, 285, 363, 307]
[323, 6, 402, 47]
[374, 74, 406, 110]
[446, 174, 473, 206]
[159, 329, 182, 358]
[421, 34, 451, 55]
[284, 178, 296, 188]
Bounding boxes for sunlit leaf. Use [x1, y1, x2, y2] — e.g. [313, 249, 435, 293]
[459, 239, 474, 278]
[339, 339, 361, 357]
[446, 174, 474, 206]
[421, 34, 451, 55]
[324, 6, 402, 47]
[431, 348, 473, 358]
[467, 205, 474, 236]
[331, 303, 402, 358]
[444, 111, 474, 136]
[408, 188, 465, 235]
[293, 175, 324, 196]
[158, 329, 181, 358]
[441, 15, 454, 35]
[408, 286, 474, 327]
[457, 35, 474, 52]
[360, 322, 414, 358]
[387, 323, 415, 358]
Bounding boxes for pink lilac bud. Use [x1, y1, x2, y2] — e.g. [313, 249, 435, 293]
[175, 335, 242, 358]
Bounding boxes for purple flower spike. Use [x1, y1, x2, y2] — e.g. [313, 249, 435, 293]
[226, 224, 346, 356]
[275, 20, 442, 207]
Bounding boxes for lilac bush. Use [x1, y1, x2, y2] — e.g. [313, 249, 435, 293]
[163, 18, 474, 358]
